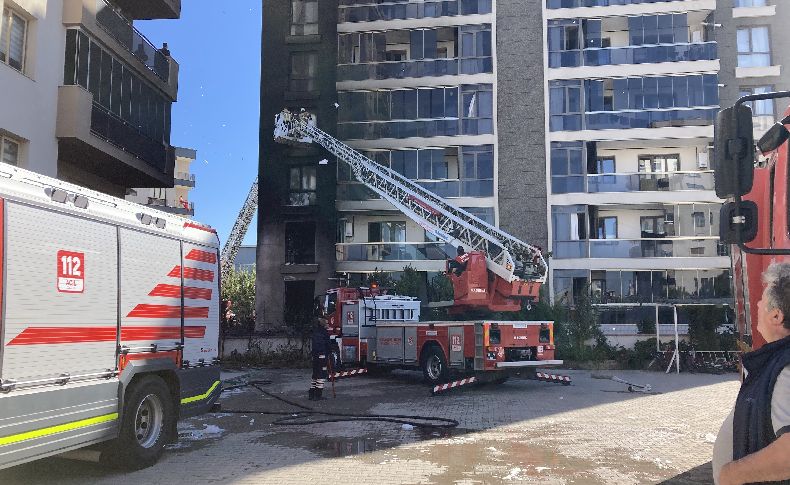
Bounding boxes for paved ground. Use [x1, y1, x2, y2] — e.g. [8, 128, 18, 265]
[0, 368, 739, 484]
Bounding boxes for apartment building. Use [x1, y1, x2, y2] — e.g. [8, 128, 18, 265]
[259, 0, 546, 327]
[0, 0, 180, 197]
[125, 146, 196, 217]
[545, 0, 789, 342]
[258, 0, 787, 333]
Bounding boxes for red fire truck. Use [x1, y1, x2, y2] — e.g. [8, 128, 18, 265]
[716, 91, 790, 350]
[275, 111, 562, 385]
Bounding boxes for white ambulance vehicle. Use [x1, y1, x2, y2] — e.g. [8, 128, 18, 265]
[0, 164, 221, 469]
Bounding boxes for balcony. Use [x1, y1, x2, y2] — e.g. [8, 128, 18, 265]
[57, 85, 175, 188]
[174, 172, 195, 187]
[338, 179, 493, 201]
[339, 0, 492, 23]
[338, 57, 493, 82]
[336, 242, 455, 262]
[338, 117, 493, 140]
[553, 237, 727, 259]
[62, 0, 179, 99]
[547, 0, 680, 8]
[586, 171, 714, 193]
[550, 42, 717, 69]
[95, 0, 171, 82]
[108, 0, 180, 19]
[146, 198, 194, 216]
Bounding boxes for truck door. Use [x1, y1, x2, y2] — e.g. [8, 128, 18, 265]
[181, 243, 220, 364]
[119, 228, 183, 362]
[2, 201, 118, 382]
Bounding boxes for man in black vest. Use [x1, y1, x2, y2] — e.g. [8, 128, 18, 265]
[714, 262, 790, 485]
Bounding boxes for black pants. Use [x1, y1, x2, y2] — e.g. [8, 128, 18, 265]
[311, 354, 327, 389]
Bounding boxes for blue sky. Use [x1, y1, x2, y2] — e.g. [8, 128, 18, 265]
[138, 1, 261, 246]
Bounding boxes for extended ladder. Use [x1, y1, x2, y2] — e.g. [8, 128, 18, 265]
[274, 110, 546, 284]
[220, 177, 258, 282]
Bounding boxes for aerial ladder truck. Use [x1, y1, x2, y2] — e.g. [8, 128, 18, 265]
[273, 110, 563, 387]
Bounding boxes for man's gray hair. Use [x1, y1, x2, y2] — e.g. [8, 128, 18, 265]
[762, 262, 790, 329]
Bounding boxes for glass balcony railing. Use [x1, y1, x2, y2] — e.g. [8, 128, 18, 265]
[549, 42, 717, 69]
[554, 238, 728, 259]
[336, 242, 456, 262]
[337, 179, 493, 201]
[587, 172, 714, 193]
[90, 103, 169, 171]
[551, 107, 718, 131]
[338, 117, 493, 140]
[339, 0, 492, 23]
[338, 57, 493, 82]
[547, 0, 679, 8]
[95, 0, 171, 82]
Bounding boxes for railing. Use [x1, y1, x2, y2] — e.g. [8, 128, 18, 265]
[547, 0, 679, 8]
[587, 171, 714, 193]
[600, 324, 690, 336]
[339, 0, 492, 23]
[549, 42, 717, 68]
[336, 242, 456, 262]
[338, 117, 493, 140]
[95, 0, 171, 82]
[174, 172, 196, 186]
[337, 179, 493, 200]
[554, 238, 728, 259]
[338, 57, 493, 81]
[147, 197, 194, 215]
[551, 107, 718, 132]
[90, 103, 168, 171]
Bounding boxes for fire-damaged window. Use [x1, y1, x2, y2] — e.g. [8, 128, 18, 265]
[288, 166, 317, 206]
[285, 221, 315, 264]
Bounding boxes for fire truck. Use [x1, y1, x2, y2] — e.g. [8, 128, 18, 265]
[716, 91, 790, 350]
[275, 110, 561, 385]
[0, 165, 221, 470]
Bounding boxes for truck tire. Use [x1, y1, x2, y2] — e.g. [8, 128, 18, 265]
[106, 375, 175, 470]
[422, 346, 449, 384]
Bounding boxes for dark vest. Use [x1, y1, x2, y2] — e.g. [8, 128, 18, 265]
[733, 334, 790, 485]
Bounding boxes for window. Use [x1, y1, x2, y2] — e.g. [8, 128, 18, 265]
[597, 217, 617, 239]
[368, 221, 406, 242]
[291, 0, 318, 36]
[1, 134, 21, 166]
[596, 157, 615, 174]
[737, 26, 770, 67]
[628, 14, 688, 46]
[735, 0, 767, 6]
[462, 207, 495, 226]
[641, 216, 666, 237]
[551, 142, 584, 193]
[289, 52, 317, 92]
[638, 154, 680, 173]
[285, 221, 316, 264]
[549, 81, 582, 131]
[288, 166, 317, 206]
[740, 86, 775, 117]
[0, 6, 27, 72]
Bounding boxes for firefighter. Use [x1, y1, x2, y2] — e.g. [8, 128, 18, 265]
[309, 315, 332, 401]
[447, 246, 468, 276]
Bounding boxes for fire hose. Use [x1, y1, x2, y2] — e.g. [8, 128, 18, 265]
[216, 380, 459, 429]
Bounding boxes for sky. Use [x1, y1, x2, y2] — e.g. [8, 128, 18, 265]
[138, 1, 261, 246]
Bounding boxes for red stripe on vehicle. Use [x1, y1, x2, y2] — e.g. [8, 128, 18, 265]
[168, 266, 215, 282]
[127, 304, 209, 319]
[184, 222, 217, 234]
[7, 326, 207, 345]
[185, 249, 217, 264]
[149, 284, 212, 300]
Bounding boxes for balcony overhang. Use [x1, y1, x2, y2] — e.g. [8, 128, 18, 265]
[56, 85, 175, 188]
[109, 0, 180, 20]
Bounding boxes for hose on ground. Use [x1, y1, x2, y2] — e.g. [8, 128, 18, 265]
[216, 379, 459, 429]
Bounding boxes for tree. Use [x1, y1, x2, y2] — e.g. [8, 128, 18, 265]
[560, 283, 604, 360]
[220, 266, 256, 325]
[394, 265, 422, 297]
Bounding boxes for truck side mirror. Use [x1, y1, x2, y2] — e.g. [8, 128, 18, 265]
[757, 117, 790, 153]
[719, 200, 758, 244]
[714, 105, 755, 199]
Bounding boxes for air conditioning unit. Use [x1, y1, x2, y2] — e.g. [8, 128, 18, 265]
[692, 30, 703, 43]
[697, 152, 709, 169]
[344, 220, 354, 237]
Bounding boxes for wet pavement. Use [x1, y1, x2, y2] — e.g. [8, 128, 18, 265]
[0, 368, 738, 484]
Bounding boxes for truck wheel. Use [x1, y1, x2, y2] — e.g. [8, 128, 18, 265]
[422, 346, 449, 384]
[106, 375, 175, 470]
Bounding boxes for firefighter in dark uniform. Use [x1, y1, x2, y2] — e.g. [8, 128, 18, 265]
[309, 316, 332, 400]
[447, 246, 469, 276]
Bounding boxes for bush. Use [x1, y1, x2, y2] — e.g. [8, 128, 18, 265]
[221, 267, 256, 328]
[395, 265, 422, 297]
